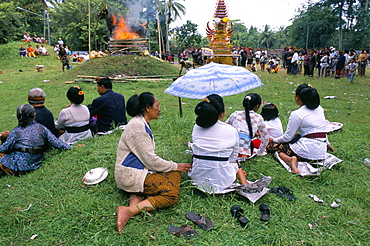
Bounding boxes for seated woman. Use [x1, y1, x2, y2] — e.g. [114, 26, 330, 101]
[0, 104, 71, 175]
[188, 94, 248, 194]
[55, 86, 92, 145]
[114, 92, 191, 233]
[225, 93, 269, 160]
[268, 84, 333, 173]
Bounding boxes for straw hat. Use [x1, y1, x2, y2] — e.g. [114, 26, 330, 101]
[82, 167, 108, 185]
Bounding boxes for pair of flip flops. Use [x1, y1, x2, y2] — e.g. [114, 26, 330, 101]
[270, 186, 297, 200]
[231, 204, 270, 225]
[230, 205, 249, 227]
[167, 211, 214, 239]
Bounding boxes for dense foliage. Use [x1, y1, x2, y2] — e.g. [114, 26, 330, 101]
[0, 0, 368, 50]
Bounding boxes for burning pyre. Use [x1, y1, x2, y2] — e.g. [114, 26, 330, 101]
[98, 5, 148, 53]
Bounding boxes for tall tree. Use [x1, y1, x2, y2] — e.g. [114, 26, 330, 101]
[318, 0, 369, 49]
[289, 3, 337, 49]
[162, 0, 185, 52]
[230, 21, 249, 47]
[0, 3, 25, 44]
[171, 20, 202, 51]
[260, 25, 273, 49]
[50, 0, 108, 50]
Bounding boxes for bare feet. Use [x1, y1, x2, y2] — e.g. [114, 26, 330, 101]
[129, 195, 143, 207]
[116, 206, 133, 234]
[290, 156, 300, 174]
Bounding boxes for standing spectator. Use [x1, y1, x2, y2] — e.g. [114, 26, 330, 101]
[346, 58, 358, 83]
[58, 45, 70, 71]
[88, 77, 127, 133]
[329, 55, 337, 77]
[232, 48, 238, 65]
[319, 52, 330, 78]
[246, 47, 253, 68]
[303, 52, 310, 76]
[240, 47, 247, 67]
[285, 48, 293, 75]
[281, 47, 287, 69]
[358, 50, 368, 76]
[335, 51, 346, 79]
[255, 48, 261, 65]
[298, 52, 304, 74]
[308, 50, 317, 77]
[197, 47, 204, 65]
[27, 88, 58, 136]
[290, 48, 299, 75]
[191, 48, 199, 64]
[259, 52, 266, 71]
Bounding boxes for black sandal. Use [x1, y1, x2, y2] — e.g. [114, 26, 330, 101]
[167, 225, 198, 240]
[185, 211, 214, 231]
[270, 186, 297, 200]
[259, 204, 270, 221]
[230, 205, 249, 227]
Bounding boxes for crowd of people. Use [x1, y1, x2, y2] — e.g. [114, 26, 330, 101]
[280, 46, 368, 81]
[113, 83, 335, 233]
[0, 77, 127, 175]
[22, 32, 47, 44]
[0, 80, 337, 233]
[19, 44, 50, 58]
[231, 46, 368, 83]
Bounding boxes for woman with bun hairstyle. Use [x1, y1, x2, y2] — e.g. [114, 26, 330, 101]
[268, 84, 333, 173]
[115, 92, 191, 233]
[55, 86, 92, 144]
[0, 104, 71, 175]
[188, 94, 248, 194]
[225, 93, 269, 160]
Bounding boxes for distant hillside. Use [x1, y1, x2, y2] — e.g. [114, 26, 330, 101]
[0, 42, 179, 79]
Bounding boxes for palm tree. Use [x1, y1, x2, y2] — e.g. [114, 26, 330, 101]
[162, 0, 186, 51]
[260, 25, 273, 49]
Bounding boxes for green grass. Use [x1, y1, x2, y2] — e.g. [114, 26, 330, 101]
[0, 41, 369, 245]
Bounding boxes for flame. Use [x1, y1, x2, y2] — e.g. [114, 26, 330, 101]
[112, 14, 139, 39]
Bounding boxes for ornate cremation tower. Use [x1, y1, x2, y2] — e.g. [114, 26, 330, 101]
[206, 0, 233, 65]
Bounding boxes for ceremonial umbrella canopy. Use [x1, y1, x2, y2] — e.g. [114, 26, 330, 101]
[164, 62, 264, 115]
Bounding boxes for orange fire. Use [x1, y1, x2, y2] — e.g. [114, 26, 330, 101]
[112, 14, 139, 39]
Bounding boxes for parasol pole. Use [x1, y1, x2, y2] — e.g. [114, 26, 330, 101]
[178, 97, 183, 118]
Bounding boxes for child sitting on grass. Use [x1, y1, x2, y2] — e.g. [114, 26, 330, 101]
[250, 63, 257, 72]
[261, 103, 283, 139]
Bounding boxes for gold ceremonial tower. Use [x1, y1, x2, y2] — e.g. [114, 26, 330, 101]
[206, 0, 233, 64]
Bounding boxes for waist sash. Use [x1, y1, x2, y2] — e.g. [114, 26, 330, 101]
[65, 124, 90, 133]
[303, 132, 327, 138]
[16, 146, 47, 154]
[193, 154, 228, 161]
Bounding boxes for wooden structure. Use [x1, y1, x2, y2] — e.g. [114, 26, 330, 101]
[108, 38, 148, 54]
[206, 0, 234, 65]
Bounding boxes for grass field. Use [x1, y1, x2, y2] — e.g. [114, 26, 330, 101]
[0, 42, 369, 245]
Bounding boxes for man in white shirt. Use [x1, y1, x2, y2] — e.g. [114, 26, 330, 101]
[290, 48, 299, 75]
